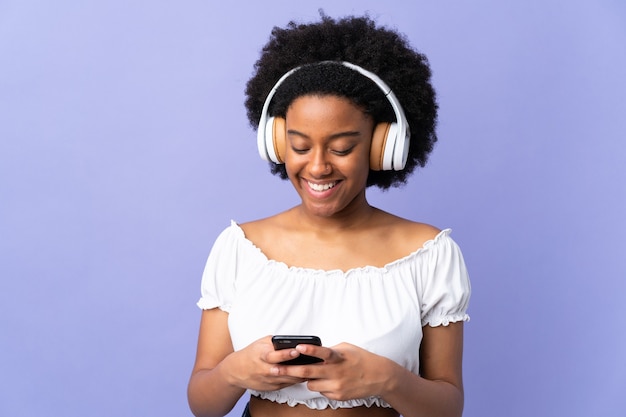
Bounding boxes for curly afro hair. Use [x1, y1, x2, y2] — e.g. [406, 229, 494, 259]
[245, 13, 438, 189]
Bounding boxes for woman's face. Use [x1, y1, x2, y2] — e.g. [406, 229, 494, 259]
[284, 94, 374, 218]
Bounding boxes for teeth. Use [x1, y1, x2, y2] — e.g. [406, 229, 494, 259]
[308, 181, 337, 191]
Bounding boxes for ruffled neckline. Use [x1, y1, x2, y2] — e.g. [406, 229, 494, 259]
[230, 220, 452, 277]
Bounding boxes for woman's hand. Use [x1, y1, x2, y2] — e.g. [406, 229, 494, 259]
[224, 335, 308, 392]
[269, 342, 397, 401]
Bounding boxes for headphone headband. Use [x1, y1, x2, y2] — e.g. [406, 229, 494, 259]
[257, 61, 411, 170]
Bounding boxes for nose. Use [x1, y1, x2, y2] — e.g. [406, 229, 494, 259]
[309, 148, 331, 177]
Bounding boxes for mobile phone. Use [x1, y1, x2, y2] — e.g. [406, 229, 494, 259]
[271, 335, 323, 365]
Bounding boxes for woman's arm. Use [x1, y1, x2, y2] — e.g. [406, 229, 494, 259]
[382, 322, 465, 417]
[187, 308, 245, 417]
[188, 308, 308, 417]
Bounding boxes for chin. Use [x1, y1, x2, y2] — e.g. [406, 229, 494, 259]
[301, 200, 342, 218]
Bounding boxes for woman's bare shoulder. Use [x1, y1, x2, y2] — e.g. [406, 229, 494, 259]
[375, 210, 442, 251]
[238, 211, 293, 245]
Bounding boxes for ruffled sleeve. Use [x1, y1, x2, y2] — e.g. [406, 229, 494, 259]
[196, 221, 240, 312]
[418, 230, 471, 327]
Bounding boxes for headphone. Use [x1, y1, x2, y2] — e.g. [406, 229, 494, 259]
[256, 61, 411, 171]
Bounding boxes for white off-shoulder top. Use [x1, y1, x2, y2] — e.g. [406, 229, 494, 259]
[197, 221, 471, 410]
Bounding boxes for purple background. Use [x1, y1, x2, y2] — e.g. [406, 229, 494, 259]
[1, 1, 625, 416]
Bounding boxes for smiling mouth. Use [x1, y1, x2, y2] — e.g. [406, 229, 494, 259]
[307, 181, 337, 192]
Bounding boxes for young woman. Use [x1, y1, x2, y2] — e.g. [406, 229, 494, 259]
[188, 14, 471, 417]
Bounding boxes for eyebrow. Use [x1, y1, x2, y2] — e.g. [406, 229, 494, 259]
[286, 129, 362, 141]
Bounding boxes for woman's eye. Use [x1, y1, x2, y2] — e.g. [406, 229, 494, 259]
[291, 147, 309, 154]
[332, 147, 354, 156]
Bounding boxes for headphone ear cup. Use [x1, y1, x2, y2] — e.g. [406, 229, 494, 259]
[392, 127, 410, 170]
[272, 117, 286, 163]
[383, 123, 399, 170]
[370, 122, 399, 171]
[370, 123, 390, 171]
[263, 116, 287, 164]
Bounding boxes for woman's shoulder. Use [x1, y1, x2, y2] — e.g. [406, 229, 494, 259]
[237, 212, 294, 249]
[373, 210, 442, 251]
[239, 213, 281, 236]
